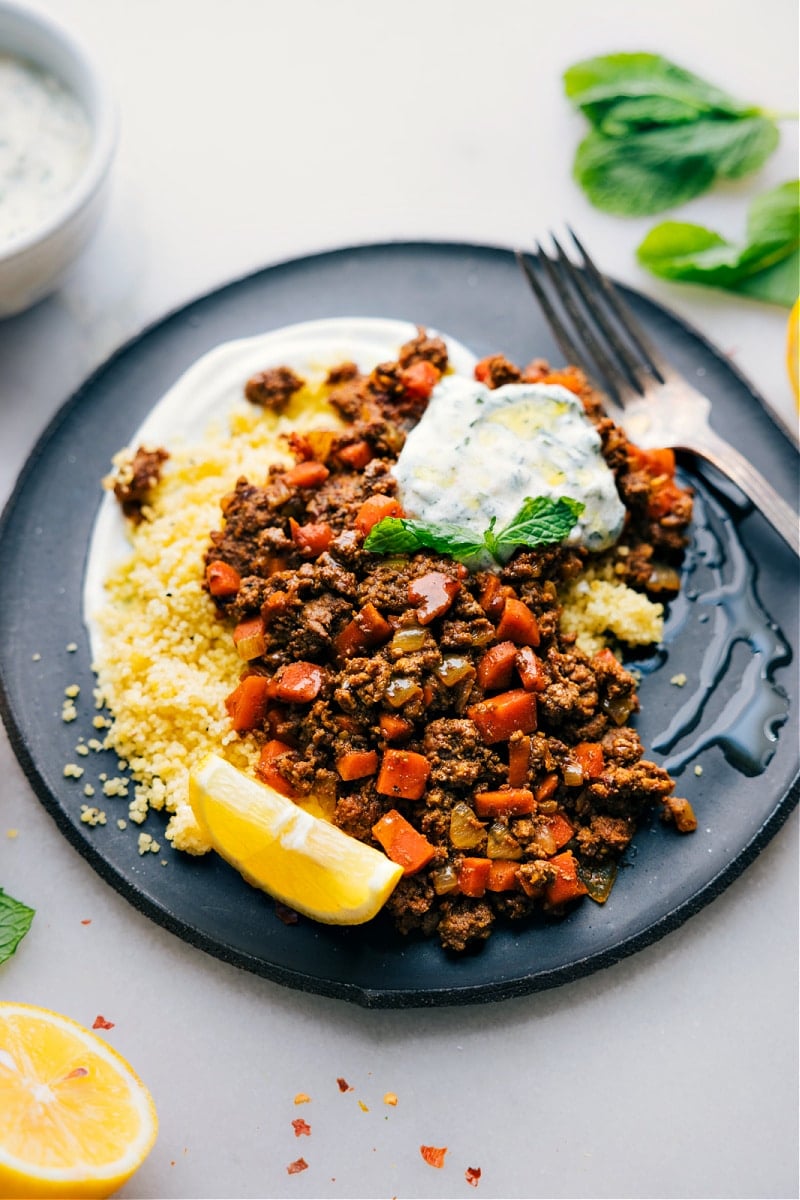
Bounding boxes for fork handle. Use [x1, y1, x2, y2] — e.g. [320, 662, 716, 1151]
[685, 429, 799, 557]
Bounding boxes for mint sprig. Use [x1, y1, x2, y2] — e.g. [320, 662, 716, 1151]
[364, 496, 584, 566]
[0, 888, 35, 966]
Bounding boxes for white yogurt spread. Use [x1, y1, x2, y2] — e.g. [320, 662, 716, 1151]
[392, 375, 625, 553]
[0, 53, 91, 247]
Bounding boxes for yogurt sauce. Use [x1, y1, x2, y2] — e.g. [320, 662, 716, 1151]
[393, 374, 625, 553]
[0, 53, 91, 247]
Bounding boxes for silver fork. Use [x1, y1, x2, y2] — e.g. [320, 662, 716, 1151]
[516, 230, 799, 557]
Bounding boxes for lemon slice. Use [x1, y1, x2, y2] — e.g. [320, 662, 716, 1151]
[189, 753, 403, 923]
[0, 1002, 157, 1200]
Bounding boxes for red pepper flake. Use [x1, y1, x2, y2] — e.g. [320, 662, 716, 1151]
[336, 1077, 353, 1092]
[287, 1157, 308, 1175]
[466, 1166, 482, 1187]
[80, 919, 92, 925]
[92, 1015, 114, 1030]
[292, 1118, 311, 1137]
[420, 1145, 447, 1169]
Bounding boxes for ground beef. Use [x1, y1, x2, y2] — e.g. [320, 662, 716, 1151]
[244, 365, 305, 411]
[110, 446, 169, 522]
[195, 332, 695, 952]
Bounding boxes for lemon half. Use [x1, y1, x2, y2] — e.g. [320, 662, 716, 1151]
[0, 1002, 157, 1199]
[189, 753, 402, 923]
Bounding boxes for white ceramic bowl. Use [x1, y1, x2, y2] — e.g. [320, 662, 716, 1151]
[0, 1, 117, 316]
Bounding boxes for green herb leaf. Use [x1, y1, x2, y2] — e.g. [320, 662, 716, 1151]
[565, 52, 781, 216]
[636, 180, 800, 306]
[363, 517, 486, 562]
[0, 888, 35, 966]
[495, 496, 585, 553]
[364, 496, 584, 566]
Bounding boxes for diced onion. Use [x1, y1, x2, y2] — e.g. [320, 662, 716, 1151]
[431, 864, 459, 895]
[385, 677, 422, 708]
[449, 801, 486, 850]
[435, 655, 474, 687]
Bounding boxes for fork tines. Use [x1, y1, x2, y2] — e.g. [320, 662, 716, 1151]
[516, 229, 668, 407]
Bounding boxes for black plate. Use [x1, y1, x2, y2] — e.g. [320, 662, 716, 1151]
[0, 241, 797, 1007]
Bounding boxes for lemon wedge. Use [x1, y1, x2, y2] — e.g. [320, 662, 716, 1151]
[189, 753, 403, 923]
[0, 1002, 157, 1200]
[787, 297, 799, 405]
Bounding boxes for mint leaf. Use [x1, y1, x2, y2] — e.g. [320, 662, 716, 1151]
[565, 52, 782, 216]
[495, 496, 585, 553]
[365, 497, 584, 566]
[637, 180, 800, 306]
[364, 518, 486, 562]
[0, 888, 35, 966]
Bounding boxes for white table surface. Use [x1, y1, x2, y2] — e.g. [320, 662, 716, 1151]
[1, 2, 798, 1198]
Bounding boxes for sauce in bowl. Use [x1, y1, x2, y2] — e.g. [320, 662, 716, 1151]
[0, 52, 91, 248]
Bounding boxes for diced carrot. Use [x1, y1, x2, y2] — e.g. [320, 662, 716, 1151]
[285, 461, 329, 488]
[541, 811, 574, 850]
[206, 560, 241, 597]
[355, 494, 404, 535]
[408, 571, 461, 625]
[486, 860, 520, 892]
[478, 575, 513, 620]
[573, 742, 605, 780]
[275, 662, 325, 703]
[379, 714, 414, 741]
[233, 615, 267, 661]
[507, 734, 531, 787]
[495, 597, 540, 647]
[376, 749, 431, 801]
[627, 445, 676, 478]
[476, 641, 517, 692]
[515, 646, 546, 692]
[372, 809, 436, 875]
[337, 440, 374, 470]
[225, 674, 271, 732]
[647, 476, 685, 520]
[457, 857, 492, 897]
[467, 689, 537, 744]
[255, 739, 298, 797]
[336, 750, 379, 781]
[289, 518, 333, 556]
[545, 850, 588, 907]
[473, 788, 535, 818]
[535, 772, 559, 803]
[334, 604, 393, 658]
[399, 360, 440, 400]
[538, 370, 584, 395]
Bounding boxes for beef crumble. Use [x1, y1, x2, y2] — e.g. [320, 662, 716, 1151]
[199, 331, 695, 951]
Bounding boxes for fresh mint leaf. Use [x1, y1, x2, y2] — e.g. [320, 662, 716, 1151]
[637, 180, 800, 306]
[0, 888, 35, 966]
[364, 518, 486, 562]
[495, 496, 585, 552]
[365, 497, 584, 567]
[564, 52, 783, 216]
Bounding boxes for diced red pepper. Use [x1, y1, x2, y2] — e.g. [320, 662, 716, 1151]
[467, 689, 537, 744]
[408, 571, 461, 625]
[206, 560, 241, 597]
[285, 461, 329, 488]
[233, 616, 267, 661]
[355, 494, 404, 535]
[399, 360, 440, 400]
[275, 662, 325, 703]
[476, 641, 517, 691]
[336, 750, 379, 781]
[289, 518, 333, 557]
[515, 646, 546, 692]
[545, 850, 588, 906]
[225, 675, 271, 732]
[372, 809, 435, 875]
[376, 749, 431, 801]
[473, 788, 535, 818]
[495, 597, 540, 646]
[457, 857, 492, 897]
